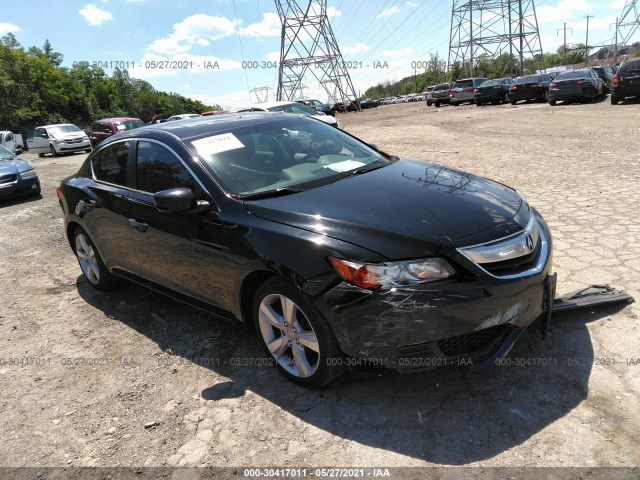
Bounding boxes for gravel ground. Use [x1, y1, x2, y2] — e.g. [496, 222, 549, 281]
[0, 96, 638, 473]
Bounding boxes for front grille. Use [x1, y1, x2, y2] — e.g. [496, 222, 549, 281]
[0, 174, 18, 185]
[437, 325, 509, 357]
[481, 239, 541, 276]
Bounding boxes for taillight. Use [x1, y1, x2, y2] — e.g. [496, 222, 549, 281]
[492, 86, 500, 90]
[474, 88, 479, 93]
[510, 85, 517, 91]
[550, 82, 558, 88]
[465, 87, 475, 93]
[576, 80, 588, 84]
[56, 187, 63, 200]
[531, 84, 540, 89]
[612, 74, 619, 86]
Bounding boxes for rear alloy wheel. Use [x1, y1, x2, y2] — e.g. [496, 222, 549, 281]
[611, 94, 619, 105]
[73, 227, 116, 290]
[254, 278, 345, 387]
[50, 144, 59, 157]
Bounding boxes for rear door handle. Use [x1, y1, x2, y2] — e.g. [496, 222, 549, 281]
[128, 218, 149, 233]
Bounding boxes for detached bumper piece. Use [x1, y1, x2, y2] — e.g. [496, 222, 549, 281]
[552, 284, 634, 312]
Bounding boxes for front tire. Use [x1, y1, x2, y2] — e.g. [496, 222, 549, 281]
[50, 144, 59, 157]
[73, 227, 116, 290]
[253, 278, 345, 387]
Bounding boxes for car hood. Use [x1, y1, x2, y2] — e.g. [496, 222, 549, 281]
[243, 158, 527, 258]
[51, 131, 84, 140]
[0, 157, 33, 175]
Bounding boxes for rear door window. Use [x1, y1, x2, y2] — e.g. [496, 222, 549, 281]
[94, 141, 131, 186]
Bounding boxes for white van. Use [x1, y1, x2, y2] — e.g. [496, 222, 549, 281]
[27, 124, 92, 157]
[0, 130, 23, 154]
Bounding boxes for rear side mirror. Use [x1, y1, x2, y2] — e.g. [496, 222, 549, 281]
[154, 188, 196, 213]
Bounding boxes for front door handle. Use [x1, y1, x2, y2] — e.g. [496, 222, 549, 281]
[128, 218, 149, 233]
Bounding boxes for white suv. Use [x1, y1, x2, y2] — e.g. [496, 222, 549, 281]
[27, 124, 92, 157]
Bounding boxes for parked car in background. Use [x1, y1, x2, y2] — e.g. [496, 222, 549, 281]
[27, 124, 91, 157]
[0, 130, 23, 154]
[296, 99, 334, 116]
[590, 66, 614, 93]
[548, 69, 605, 105]
[201, 110, 228, 116]
[431, 83, 453, 107]
[90, 117, 145, 147]
[474, 78, 514, 106]
[450, 77, 488, 106]
[167, 114, 201, 122]
[611, 58, 640, 105]
[237, 101, 343, 129]
[425, 86, 435, 106]
[0, 144, 40, 199]
[359, 98, 380, 109]
[509, 74, 553, 105]
[58, 112, 554, 387]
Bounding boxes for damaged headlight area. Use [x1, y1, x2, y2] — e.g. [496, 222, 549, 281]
[328, 256, 456, 290]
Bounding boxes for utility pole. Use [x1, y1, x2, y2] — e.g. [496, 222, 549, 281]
[584, 15, 594, 66]
[557, 23, 573, 67]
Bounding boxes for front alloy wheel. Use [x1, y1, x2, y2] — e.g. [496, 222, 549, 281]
[254, 278, 345, 386]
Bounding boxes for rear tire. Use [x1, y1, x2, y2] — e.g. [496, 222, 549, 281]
[253, 277, 345, 387]
[510, 100, 517, 106]
[549, 100, 556, 106]
[435, 101, 440, 108]
[611, 94, 619, 105]
[73, 227, 116, 290]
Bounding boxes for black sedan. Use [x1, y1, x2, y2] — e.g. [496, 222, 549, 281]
[611, 58, 640, 105]
[548, 69, 605, 105]
[474, 78, 514, 106]
[58, 113, 554, 386]
[0, 145, 41, 200]
[509, 74, 553, 105]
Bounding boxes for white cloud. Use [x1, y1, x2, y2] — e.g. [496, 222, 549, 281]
[147, 14, 236, 55]
[0, 22, 21, 34]
[378, 6, 401, 18]
[193, 90, 254, 110]
[340, 43, 371, 55]
[327, 7, 342, 17]
[537, 0, 595, 24]
[608, 0, 626, 8]
[381, 47, 415, 58]
[239, 12, 281, 37]
[406, 1, 419, 7]
[265, 51, 281, 62]
[79, 4, 114, 26]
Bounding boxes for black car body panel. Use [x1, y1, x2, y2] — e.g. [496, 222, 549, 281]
[0, 147, 41, 199]
[59, 113, 554, 374]
[509, 74, 553, 104]
[611, 58, 640, 103]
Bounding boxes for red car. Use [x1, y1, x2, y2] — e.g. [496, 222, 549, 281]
[89, 117, 145, 147]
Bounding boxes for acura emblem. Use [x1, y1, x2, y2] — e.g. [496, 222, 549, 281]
[525, 234, 535, 252]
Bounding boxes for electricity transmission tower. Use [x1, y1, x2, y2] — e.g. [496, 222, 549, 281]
[249, 86, 273, 103]
[275, 0, 359, 107]
[614, 0, 640, 59]
[448, 0, 544, 79]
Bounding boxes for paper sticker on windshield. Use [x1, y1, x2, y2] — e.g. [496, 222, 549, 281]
[324, 160, 365, 172]
[192, 133, 245, 156]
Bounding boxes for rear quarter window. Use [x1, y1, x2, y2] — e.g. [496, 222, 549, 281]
[94, 141, 131, 186]
[620, 60, 640, 72]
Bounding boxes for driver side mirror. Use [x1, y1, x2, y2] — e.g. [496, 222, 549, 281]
[154, 187, 210, 214]
[41, 133, 49, 138]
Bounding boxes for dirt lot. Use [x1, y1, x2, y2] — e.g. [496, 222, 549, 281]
[0, 97, 639, 474]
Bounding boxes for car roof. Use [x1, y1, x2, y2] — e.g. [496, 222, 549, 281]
[95, 117, 142, 122]
[98, 112, 313, 144]
[246, 100, 298, 109]
[36, 123, 77, 128]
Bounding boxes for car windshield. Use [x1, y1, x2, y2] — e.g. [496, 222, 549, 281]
[479, 79, 501, 87]
[0, 145, 14, 160]
[556, 71, 589, 80]
[190, 116, 392, 198]
[268, 103, 320, 115]
[48, 125, 81, 136]
[620, 59, 640, 72]
[114, 119, 145, 131]
[515, 75, 543, 84]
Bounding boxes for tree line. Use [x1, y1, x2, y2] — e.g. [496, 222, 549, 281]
[362, 46, 595, 99]
[0, 34, 219, 133]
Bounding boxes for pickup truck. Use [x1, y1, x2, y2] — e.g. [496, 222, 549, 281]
[0, 131, 24, 154]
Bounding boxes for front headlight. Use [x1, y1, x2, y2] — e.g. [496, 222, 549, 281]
[20, 169, 38, 179]
[55, 139, 65, 144]
[328, 257, 455, 290]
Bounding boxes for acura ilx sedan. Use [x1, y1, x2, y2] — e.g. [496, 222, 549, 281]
[58, 113, 554, 386]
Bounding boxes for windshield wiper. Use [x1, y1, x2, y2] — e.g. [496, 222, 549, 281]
[238, 187, 304, 200]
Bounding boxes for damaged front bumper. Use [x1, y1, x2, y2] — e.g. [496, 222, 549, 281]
[318, 216, 555, 373]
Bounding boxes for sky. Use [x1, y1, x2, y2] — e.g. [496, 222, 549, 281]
[0, 0, 633, 110]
